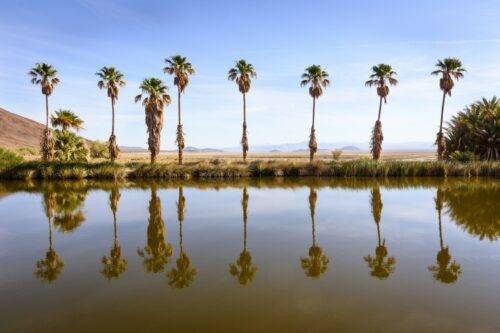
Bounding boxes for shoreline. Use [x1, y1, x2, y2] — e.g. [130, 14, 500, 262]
[0, 160, 498, 180]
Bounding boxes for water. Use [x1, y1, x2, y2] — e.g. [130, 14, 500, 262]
[0, 178, 498, 333]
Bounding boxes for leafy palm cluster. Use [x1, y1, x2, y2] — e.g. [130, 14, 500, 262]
[445, 97, 499, 161]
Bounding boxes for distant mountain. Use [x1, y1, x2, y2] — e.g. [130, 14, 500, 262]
[184, 146, 224, 153]
[0, 107, 46, 149]
[341, 146, 360, 151]
[223, 141, 434, 152]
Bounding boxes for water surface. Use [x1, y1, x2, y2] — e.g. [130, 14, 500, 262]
[0, 178, 498, 332]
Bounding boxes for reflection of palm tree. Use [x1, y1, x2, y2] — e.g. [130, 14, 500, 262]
[101, 187, 128, 279]
[301, 188, 329, 278]
[230, 187, 258, 285]
[137, 185, 173, 273]
[52, 188, 86, 233]
[168, 187, 197, 289]
[428, 188, 462, 284]
[363, 187, 396, 279]
[35, 191, 64, 283]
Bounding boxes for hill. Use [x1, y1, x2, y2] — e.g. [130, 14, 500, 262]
[0, 107, 46, 149]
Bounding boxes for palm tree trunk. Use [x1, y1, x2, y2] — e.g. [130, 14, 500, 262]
[41, 94, 54, 162]
[113, 211, 118, 248]
[438, 208, 444, 250]
[309, 97, 317, 162]
[377, 96, 383, 122]
[437, 91, 447, 160]
[242, 187, 248, 251]
[48, 216, 53, 250]
[109, 98, 118, 162]
[111, 98, 116, 136]
[177, 88, 184, 165]
[376, 222, 381, 247]
[45, 94, 49, 130]
[241, 93, 248, 162]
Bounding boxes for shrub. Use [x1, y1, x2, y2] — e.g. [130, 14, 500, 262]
[89, 140, 109, 159]
[449, 151, 475, 163]
[0, 147, 23, 167]
[53, 130, 89, 162]
[445, 97, 499, 160]
[331, 149, 342, 161]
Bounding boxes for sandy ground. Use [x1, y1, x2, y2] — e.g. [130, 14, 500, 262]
[114, 150, 437, 164]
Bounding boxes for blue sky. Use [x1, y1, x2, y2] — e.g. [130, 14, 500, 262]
[1, 0, 499, 149]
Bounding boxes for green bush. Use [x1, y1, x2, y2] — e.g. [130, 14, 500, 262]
[331, 149, 342, 161]
[53, 130, 89, 162]
[89, 140, 109, 159]
[449, 151, 475, 163]
[0, 147, 24, 167]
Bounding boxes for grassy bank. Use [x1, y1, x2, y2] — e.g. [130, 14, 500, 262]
[0, 159, 498, 180]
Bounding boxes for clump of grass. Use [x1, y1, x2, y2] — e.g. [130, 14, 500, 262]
[0, 147, 24, 168]
[0, 159, 498, 180]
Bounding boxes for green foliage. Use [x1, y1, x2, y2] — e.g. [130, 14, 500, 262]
[53, 130, 89, 162]
[449, 151, 475, 163]
[89, 140, 109, 159]
[445, 97, 499, 160]
[331, 149, 342, 161]
[51, 109, 84, 131]
[0, 147, 23, 168]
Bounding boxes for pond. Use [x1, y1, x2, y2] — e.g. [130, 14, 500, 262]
[0, 178, 498, 332]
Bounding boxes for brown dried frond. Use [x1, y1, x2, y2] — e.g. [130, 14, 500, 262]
[40, 129, 55, 161]
[436, 132, 446, 160]
[309, 127, 318, 162]
[370, 121, 383, 160]
[108, 134, 119, 162]
[241, 122, 249, 161]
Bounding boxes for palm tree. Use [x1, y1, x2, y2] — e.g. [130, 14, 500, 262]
[29, 63, 60, 161]
[101, 187, 128, 279]
[96, 67, 126, 162]
[137, 184, 173, 273]
[168, 187, 198, 289]
[431, 58, 466, 160]
[35, 189, 64, 283]
[300, 65, 331, 162]
[51, 109, 84, 132]
[365, 64, 398, 160]
[428, 187, 462, 284]
[164, 55, 195, 165]
[229, 187, 258, 285]
[135, 78, 171, 164]
[300, 187, 329, 278]
[228, 60, 257, 162]
[363, 187, 396, 279]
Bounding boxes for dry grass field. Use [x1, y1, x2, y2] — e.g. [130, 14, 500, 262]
[114, 150, 436, 164]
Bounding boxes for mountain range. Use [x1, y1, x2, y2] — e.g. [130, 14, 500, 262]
[0, 107, 434, 152]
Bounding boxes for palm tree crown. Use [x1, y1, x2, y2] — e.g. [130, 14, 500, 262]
[135, 78, 171, 108]
[164, 55, 195, 93]
[365, 64, 398, 102]
[228, 59, 257, 94]
[51, 109, 84, 132]
[29, 62, 60, 96]
[96, 66, 126, 100]
[300, 65, 330, 98]
[431, 58, 466, 95]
